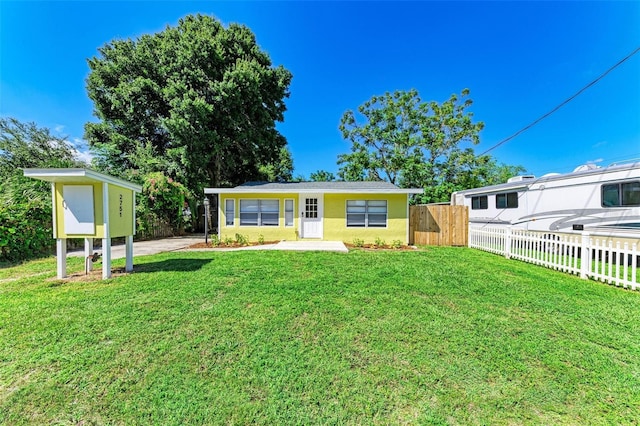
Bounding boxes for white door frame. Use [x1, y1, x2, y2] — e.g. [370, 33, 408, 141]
[299, 193, 323, 239]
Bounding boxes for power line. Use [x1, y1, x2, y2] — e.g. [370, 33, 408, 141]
[480, 46, 640, 157]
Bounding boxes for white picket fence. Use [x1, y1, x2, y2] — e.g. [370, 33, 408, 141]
[469, 226, 639, 290]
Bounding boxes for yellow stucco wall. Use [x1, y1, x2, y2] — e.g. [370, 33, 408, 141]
[219, 192, 409, 244]
[54, 183, 104, 238]
[323, 193, 408, 244]
[108, 185, 135, 237]
[220, 193, 299, 242]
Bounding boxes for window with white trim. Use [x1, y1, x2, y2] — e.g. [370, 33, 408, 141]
[346, 200, 387, 227]
[285, 199, 294, 226]
[225, 199, 235, 226]
[602, 181, 640, 207]
[240, 199, 280, 226]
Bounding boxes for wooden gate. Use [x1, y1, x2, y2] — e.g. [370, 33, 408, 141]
[409, 204, 468, 246]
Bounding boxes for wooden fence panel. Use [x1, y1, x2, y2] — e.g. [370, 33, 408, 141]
[136, 216, 179, 240]
[409, 204, 468, 246]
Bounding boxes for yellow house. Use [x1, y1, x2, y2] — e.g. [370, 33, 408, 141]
[205, 182, 423, 244]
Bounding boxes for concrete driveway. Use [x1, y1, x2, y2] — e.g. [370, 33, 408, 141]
[68, 236, 204, 260]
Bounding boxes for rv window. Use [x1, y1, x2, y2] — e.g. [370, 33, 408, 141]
[602, 181, 640, 207]
[496, 192, 518, 209]
[471, 195, 488, 210]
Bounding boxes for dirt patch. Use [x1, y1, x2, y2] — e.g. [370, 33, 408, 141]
[188, 241, 420, 251]
[48, 267, 131, 283]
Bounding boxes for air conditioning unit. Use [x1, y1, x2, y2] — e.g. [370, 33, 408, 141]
[507, 175, 535, 183]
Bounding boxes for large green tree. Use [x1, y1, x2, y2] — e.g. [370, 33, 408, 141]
[85, 14, 293, 196]
[337, 89, 523, 203]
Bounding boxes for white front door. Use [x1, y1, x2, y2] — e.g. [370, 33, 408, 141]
[300, 194, 323, 239]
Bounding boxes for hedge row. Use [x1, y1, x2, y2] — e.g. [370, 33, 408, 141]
[0, 201, 54, 263]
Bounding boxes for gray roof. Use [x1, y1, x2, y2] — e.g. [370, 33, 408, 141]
[205, 181, 423, 194]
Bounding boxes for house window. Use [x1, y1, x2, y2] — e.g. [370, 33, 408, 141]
[240, 199, 280, 226]
[285, 199, 294, 226]
[496, 192, 518, 209]
[471, 195, 488, 210]
[602, 181, 640, 207]
[225, 199, 235, 226]
[346, 200, 387, 227]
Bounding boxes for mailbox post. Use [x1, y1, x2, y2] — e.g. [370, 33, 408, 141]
[23, 168, 142, 279]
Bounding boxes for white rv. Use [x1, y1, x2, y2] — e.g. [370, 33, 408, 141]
[451, 161, 640, 236]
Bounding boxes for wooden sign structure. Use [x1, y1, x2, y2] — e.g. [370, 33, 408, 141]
[23, 169, 142, 279]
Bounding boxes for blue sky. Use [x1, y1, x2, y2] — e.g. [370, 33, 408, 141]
[1, 1, 639, 180]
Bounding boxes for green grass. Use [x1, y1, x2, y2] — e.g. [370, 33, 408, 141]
[1, 248, 639, 425]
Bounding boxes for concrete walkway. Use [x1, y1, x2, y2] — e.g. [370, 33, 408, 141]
[68, 236, 348, 259]
[271, 240, 348, 253]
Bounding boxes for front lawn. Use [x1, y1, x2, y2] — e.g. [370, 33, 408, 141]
[1, 248, 639, 424]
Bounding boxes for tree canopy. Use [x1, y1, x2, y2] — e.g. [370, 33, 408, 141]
[309, 170, 336, 182]
[257, 147, 294, 183]
[337, 89, 524, 203]
[85, 14, 293, 197]
[1, 117, 85, 203]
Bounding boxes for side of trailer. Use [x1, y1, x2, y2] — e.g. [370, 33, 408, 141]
[451, 162, 640, 233]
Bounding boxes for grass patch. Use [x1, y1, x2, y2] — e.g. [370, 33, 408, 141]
[1, 248, 639, 424]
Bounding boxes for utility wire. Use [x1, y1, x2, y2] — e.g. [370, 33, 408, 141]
[479, 46, 640, 156]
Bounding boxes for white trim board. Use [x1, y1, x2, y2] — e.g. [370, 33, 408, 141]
[23, 168, 142, 192]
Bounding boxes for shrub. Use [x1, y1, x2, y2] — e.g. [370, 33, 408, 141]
[234, 234, 248, 246]
[209, 234, 221, 247]
[374, 237, 386, 248]
[0, 200, 54, 262]
[137, 172, 191, 238]
[223, 236, 234, 246]
[258, 234, 265, 245]
[352, 238, 364, 248]
[391, 240, 403, 249]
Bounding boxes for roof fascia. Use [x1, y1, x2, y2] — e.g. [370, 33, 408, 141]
[23, 168, 142, 192]
[205, 187, 423, 195]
